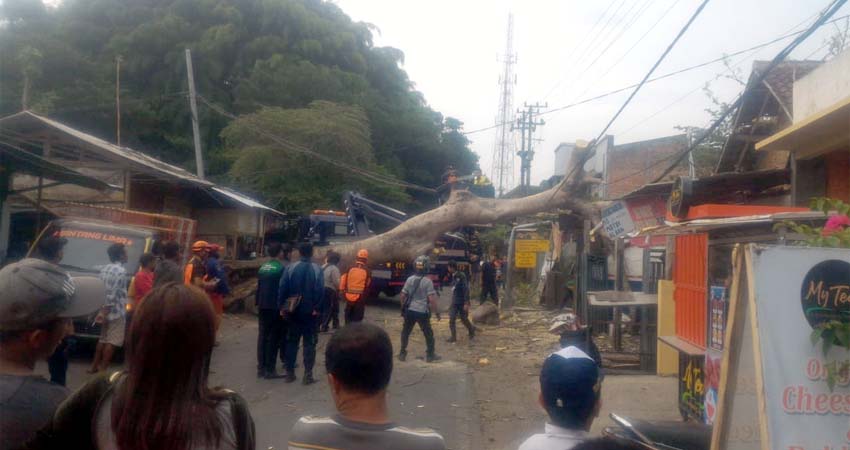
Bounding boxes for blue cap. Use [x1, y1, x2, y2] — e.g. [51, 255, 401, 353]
[540, 346, 601, 428]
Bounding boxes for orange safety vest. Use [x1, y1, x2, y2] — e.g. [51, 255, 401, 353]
[340, 265, 370, 303]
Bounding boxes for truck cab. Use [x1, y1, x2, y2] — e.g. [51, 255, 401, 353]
[29, 219, 154, 340]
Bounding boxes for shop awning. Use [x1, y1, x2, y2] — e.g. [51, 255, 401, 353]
[1, 144, 118, 192]
[755, 95, 850, 159]
[630, 210, 826, 238]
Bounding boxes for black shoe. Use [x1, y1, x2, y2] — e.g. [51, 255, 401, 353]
[303, 372, 317, 385]
[264, 371, 286, 379]
[446, 337, 457, 343]
[398, 351, 407, 362]
[426, 354, 442, 363]
[320, 326, 329, 332]
[284, 372, 297, 383]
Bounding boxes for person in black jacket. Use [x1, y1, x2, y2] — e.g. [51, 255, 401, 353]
[480, 256, 499, 305]
[255, 243, 291, 379]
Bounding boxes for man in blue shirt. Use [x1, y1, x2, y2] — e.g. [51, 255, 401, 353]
[278, 242, 325, 385]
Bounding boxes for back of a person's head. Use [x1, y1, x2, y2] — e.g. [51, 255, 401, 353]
[326, 251, 341, 265]
[162, 240, 180, 260]
[268, 242, 283, 258]
[298, 241, 314, 259]
[572, 437, 646, 450]
[36, 236, 66, 262]
[107, 243, 125, 263]
[139, 252, 156, 268]
[325, 323, 393, 395]
[540, 346, 601, 429]
[282, 243, 293, 259]
[113, 283, 223, 450]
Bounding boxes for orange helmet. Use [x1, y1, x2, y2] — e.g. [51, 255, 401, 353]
[356, 249, 369, 260]
[192, 240, 210, 252]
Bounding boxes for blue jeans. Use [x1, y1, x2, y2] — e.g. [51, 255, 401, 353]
[285, 321, 318, 374]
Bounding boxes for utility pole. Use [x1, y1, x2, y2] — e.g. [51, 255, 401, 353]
[491, 13, 517, 197]
[686, 128, 695, 178]
[512, 102, 546, 191]
[185, 49, 205, 179]
[115, 55, 122, 147]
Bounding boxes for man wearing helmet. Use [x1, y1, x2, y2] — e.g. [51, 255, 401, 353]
[184, 240, 217, 290]
[398, 255, 441, 363]
[339, 249, 372, 325]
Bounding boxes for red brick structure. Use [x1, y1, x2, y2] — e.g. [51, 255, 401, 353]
[605, 134, 688, 199]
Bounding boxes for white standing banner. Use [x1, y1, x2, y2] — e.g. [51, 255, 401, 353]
[713, 245, 850, 450]
[751, 246, 850, 449]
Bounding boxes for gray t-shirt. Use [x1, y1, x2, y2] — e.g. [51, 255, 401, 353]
[322, 264, 341, 291]
[401, 275, 437, 313]
[0, 374, 69, 450]
[94, 389, 237, 450]
[288, 415, 445, 450]
[154, 259, 183, 287]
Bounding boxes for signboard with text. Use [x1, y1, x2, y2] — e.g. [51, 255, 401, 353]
[515, 239, 550, 253]
[514, 251, 536, 269]
[712, 245, 850, 450]
[601, 201, 635, 238]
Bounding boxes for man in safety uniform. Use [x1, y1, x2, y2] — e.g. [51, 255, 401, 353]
[339, 249, 372, 325]
[398, 255, 441, 363]
[184, 240, 216, 290]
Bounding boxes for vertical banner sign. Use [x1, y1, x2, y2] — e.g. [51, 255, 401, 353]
[679, 353, 706, 421]
[750, 246, 850, 450]
[704, 349, 722, 426]
[709, 286, 727, 351]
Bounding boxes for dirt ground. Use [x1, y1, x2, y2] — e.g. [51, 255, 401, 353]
[377, 299, 682, 450]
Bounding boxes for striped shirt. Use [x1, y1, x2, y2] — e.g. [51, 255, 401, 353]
[288, 415, 446, 450]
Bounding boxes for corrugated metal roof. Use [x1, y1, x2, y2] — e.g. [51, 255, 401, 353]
[0, 143, 119, 191]
[631, 211, 825, 237]
[0, 111, 282, 215]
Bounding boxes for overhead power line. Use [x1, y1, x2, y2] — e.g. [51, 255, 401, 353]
[197, 95, 437, 194]
[462, 12, 850, 137]
[642, 0, 848, 188]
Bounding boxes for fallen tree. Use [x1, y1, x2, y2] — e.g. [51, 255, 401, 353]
[324, 146, 603, 265]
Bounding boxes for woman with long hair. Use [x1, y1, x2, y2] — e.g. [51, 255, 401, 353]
[30, 283, 255, 450]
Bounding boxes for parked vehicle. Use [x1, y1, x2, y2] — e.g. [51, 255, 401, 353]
[28, 218, 155, 342]
[602, 413, 711, 450]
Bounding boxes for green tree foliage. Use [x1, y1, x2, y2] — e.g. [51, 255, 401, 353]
[0, 0, 478, 211]
[223, 101, 408, 213]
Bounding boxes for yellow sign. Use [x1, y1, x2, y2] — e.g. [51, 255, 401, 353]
[514, 251, 537, 268]
[515, 239, 549, 253]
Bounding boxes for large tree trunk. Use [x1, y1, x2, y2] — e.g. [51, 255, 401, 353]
[322, 147, 601, 265]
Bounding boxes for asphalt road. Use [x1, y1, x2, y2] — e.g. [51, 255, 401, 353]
[43, 292, 482, 450]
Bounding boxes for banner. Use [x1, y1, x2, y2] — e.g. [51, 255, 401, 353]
[750, 246, 850, 449]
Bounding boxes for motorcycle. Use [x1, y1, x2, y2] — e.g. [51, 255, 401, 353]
[602, 413, 712, 450]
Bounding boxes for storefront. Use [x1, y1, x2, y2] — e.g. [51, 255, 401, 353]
[635, 203, 822, 422]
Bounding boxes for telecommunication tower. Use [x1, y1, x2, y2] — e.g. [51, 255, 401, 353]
[491, 13, 517, 197]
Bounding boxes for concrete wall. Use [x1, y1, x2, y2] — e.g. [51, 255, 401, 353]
[793, 48, 850, 122]
[553, 143, 574, 177]
[604, 134, 688, 199]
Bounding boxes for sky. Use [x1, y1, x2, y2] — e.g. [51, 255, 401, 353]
[334, 0, 848, 189]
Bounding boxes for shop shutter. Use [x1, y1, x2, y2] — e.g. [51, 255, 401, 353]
[673, 233, 707, 348]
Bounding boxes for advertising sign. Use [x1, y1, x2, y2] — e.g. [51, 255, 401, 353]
[515, 239, 550, 253]
[712, 245, 850, 450]
[752, 246, 850, 450]
[514, 252, 536, 269]
[709, 286, 727, 351]
[601, 201, 635, 238]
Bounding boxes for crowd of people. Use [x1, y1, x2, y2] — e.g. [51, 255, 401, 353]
[0, 237, 642, 450]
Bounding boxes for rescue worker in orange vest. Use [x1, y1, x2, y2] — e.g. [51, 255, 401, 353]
[339, 249, 372, 324]
[184, 240, 219, 324]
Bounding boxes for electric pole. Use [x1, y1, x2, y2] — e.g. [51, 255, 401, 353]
[512, 102, 546, 191]
[185, 49, 205, 179]
[116, 55, 122, 147]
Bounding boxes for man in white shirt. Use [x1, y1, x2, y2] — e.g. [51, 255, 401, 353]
[518, 346, 603, 450]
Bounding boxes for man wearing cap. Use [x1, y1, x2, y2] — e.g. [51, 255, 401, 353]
[0, 258, 104, 450]
[518, 346, 603, 450]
